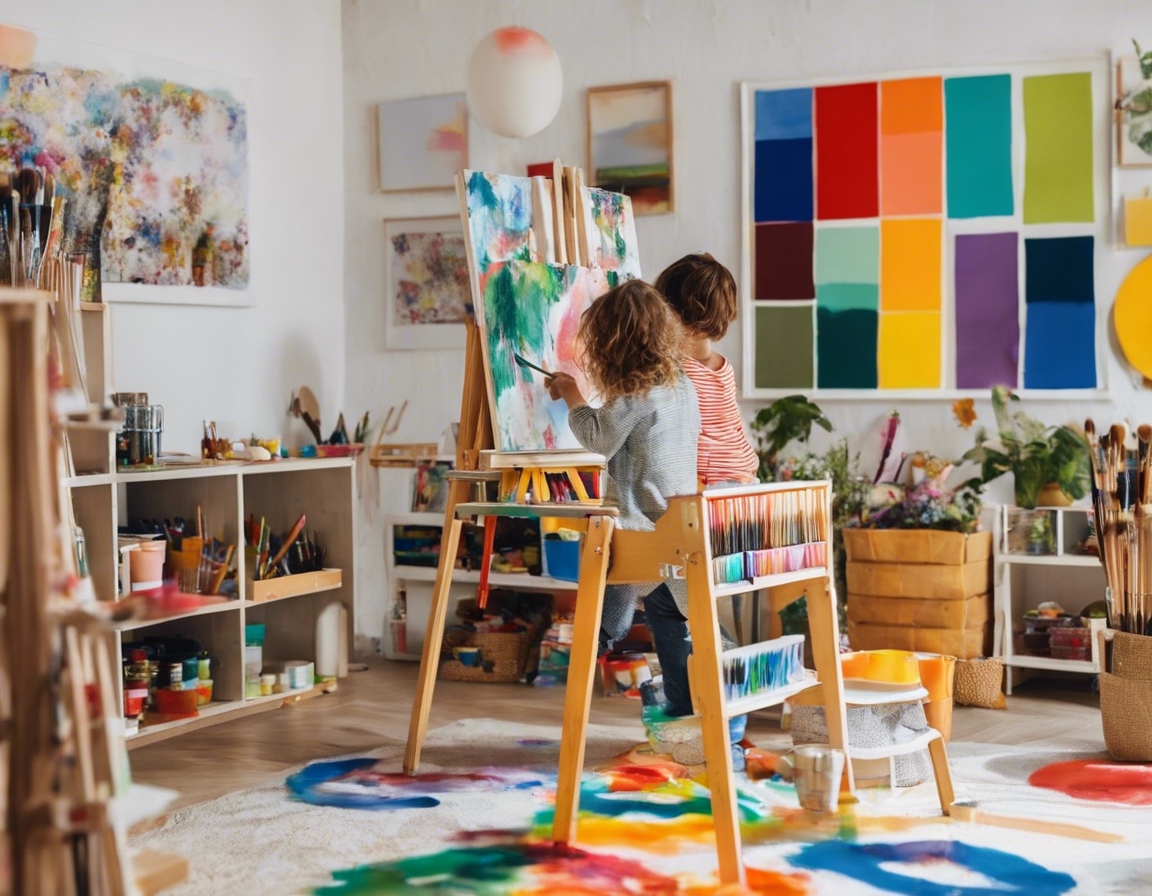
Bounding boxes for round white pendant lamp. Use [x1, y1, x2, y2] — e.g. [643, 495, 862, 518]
[466, 26, 563, 139]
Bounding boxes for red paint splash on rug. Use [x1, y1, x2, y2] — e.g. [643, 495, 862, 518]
[1029, 759, 1152, 805]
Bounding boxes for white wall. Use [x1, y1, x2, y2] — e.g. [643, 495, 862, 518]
[344, 0, 1152, 644]
[6, 0, 346, 450]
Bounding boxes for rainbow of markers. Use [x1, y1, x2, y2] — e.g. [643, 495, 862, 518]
[722, 635, 806, 702]
[707, 488, 828, 585]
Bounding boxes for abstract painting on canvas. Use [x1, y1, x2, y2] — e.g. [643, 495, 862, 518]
[480, 260, 614, 453]
[0, 22, 249, 302]
[587, 81, 673, 215]
[581, 187, 641, 278]
[383, 216, 470, 350]
[378, 93, 469, 192]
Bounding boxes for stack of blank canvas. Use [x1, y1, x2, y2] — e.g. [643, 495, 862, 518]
[844, 529, 993, 658]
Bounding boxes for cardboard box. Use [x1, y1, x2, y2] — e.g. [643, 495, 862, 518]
[842, 529, 992, 566]
[847, 592, 990, 629]
[847, 619, 990, 659]
[847, 559, 990, 599]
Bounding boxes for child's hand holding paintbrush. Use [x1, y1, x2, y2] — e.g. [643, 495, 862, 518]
[515, 352, 586, 408]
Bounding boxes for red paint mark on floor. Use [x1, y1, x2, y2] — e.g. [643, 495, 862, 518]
[1029, 759, 1152, 805]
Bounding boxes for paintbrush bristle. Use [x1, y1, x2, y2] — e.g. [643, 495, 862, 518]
[1139, 424, 1152, 445]
[1085, 419, 1096, 440]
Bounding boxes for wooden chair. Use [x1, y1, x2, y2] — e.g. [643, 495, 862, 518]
[405, 481, 852, 887]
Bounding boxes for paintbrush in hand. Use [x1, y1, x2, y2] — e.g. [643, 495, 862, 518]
[513, 353, 556, 378]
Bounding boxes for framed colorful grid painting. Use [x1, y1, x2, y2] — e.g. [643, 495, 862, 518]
[740, 58, 1110, 399]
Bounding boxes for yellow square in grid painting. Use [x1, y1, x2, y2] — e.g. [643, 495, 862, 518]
[878, 311, 941, 388]
[880, 218, 941, 311]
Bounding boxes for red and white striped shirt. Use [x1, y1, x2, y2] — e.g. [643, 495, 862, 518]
[681, 355, 759, 487]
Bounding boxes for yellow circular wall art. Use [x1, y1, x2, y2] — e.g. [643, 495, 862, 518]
[1115, 254, 1152, 379]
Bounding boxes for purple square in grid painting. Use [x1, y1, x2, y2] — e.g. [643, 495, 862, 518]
[955, 232, 1019, 388]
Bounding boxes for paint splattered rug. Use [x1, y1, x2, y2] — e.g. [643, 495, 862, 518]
[131, 719, 1152, 895]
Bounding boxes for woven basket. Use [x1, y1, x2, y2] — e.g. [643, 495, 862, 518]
[954, 657, 1005, 709]
[1099, 630, 1152, 761]
[439, 627, 533, 683]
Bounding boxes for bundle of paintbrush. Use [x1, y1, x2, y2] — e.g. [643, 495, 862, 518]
[247, 512, 323, 579]
[707, 488, 829, 585]
[721, 635, 806, 702]
[0, 165, 64, 288]
[1085, 420, 1152, 635]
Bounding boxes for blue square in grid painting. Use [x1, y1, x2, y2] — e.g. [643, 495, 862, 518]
[755, 88, 812, 141]
[1024, 301, 1096, 389]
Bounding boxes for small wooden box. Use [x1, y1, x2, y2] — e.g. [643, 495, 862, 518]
[248, 568, 342, 603]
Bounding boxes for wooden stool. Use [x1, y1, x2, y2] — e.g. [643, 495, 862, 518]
[404, 482, 853, 887]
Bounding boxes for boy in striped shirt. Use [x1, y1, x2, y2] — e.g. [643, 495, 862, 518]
[644, 253, 758, 765]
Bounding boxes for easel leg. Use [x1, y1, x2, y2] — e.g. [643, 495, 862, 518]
[684, 553, 745, 887]
[404, 512, 465, 775]
[806, 575, 855, 793]
[552, 516, 613, 847]
[927, 735, 956, 815]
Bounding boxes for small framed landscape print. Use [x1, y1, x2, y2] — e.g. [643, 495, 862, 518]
[383, 216, 471, 350]
[377, 93, 469, 191]
[587, 80, 674, 214]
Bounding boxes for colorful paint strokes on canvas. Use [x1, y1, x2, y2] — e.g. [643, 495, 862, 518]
[481, 261, 613, 453]
[1029, 759, 1152, 806]
[286, 758, 547, 810]
[789, 840, 1076, 896]
[384, 217, 471, 350]
[588, 82, 672, 215]
[581, 187, 641, 277]
[465, 170, 540, 271]
[378, 93, 468, 192]
[0, 54, 248, 296]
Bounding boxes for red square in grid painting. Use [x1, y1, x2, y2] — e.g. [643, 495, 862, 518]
[815, 82, 879, 220]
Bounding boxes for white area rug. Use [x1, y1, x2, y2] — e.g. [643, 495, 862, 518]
[131, 720, 1152, 895]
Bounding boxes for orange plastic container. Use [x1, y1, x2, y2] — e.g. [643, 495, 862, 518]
[153, 688, 199, 719]
[841, 649, 921, 686]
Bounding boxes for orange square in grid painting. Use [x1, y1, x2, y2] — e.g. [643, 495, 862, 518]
[881, 131, 942, 215]
[880, 77, 942, 216]
[881, 77, 943, 134]
[880, 218, 942, 311]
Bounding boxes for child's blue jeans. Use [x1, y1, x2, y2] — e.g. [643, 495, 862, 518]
[643, 582, 748, 743]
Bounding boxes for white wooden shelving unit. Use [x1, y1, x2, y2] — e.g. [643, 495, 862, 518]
[992, 504, 1108, 693]
[67, 304, 357, 747]
[384, 509, 576, 661]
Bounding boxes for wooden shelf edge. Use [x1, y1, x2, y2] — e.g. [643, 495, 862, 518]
[248, 568, 342, 604]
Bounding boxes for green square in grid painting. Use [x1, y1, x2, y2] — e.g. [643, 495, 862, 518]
[755, 305, 814, 389]
[815, 225, 879, 285]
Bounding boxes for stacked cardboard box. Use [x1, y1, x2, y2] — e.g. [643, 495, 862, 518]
[844, 529, 993, 658]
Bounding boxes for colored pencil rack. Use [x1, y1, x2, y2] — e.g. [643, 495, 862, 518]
[706, 487, 830, 585]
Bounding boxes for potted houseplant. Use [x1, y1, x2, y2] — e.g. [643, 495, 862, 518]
[963, 386, 1090, 509]
[750, 395, 832, 481]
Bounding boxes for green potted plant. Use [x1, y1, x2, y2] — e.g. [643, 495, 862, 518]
[749, 395, 832, 480]
[962, 386, 1090, 509]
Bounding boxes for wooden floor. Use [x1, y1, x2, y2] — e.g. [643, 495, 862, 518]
[130, 657, 1103, 812]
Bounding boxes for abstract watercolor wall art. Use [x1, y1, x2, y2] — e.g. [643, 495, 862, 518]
[480, 260, 614, 453]
[587, 81, 673, 215]
[581, 186, 641, 278]
[1116, 54, 1152, 167]
[0, 22, 249, 302]
[377, 93, 468, 192]
[383, 216, 470, 349]
[742, 60, 1107, 398]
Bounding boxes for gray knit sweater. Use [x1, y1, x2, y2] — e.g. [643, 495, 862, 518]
[568, 376, 700, 531]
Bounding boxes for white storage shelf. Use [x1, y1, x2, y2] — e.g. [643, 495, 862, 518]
[992, 504, 1108, 692]
[385, 511, 578, 661]
[65, 305, 358, 748]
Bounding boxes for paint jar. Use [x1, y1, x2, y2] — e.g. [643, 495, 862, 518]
[245, 677, 261, 699]
[196, 679, 213, 705]
[285, 660, 314, 690]
[198, 651, 211, 681]
[154, 687, 199, 719]
[129, 541, 166, 592]
[167, 662, 186, 691]
[182, 657, 199, 685]
[453, 646, 482, 667]
[792, 745, 845, 813]
[259, 674, 276, 696]
[277, 672, 290, 693]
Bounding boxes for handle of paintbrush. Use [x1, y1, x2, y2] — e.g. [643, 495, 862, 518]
[266, 513, 307, 571]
